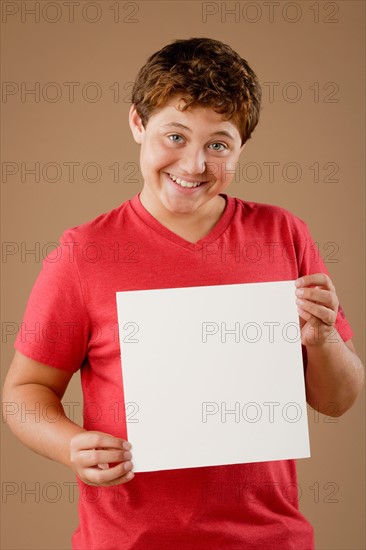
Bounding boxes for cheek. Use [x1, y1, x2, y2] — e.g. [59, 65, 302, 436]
[143, 142, 177, 169]
[223, 156, 239, 182]
[210, 156, 237, 182]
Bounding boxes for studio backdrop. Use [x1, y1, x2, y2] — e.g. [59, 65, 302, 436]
[1, 1, 365, 549]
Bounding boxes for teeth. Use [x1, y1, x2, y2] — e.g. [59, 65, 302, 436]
[169, 174, 203, 188]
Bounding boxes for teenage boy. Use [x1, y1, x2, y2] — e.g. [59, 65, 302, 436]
[3, 37, 364, 550]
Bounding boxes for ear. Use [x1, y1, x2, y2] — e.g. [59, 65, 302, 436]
[129, 104, 145, 144]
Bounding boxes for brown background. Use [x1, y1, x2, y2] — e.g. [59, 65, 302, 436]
[1, 1, 365, 548]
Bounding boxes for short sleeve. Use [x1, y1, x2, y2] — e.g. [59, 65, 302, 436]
[297, 221, 353, 343]
[14, 231, 90, 372]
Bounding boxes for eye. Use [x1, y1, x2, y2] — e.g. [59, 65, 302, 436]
[209, 142, 228, 151]
[168, 134, 184, 143]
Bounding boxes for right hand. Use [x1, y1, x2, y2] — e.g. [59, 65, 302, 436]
[70, 431, 134, 486]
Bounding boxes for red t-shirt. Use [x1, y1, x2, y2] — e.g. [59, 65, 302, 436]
[14, 192, 353, 550]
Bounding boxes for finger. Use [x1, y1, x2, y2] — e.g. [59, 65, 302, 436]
[295, 287, 338, 309]
[77, 449, 131, 468]
[99, 471, 135, 487]
[84, 461, 134, 486]
[71, 431, 131, 453]
[295, 273, 334, 290]
[297, 306, 312, 323]
[296, 298, 336, 326]
[92, 470, 135, 487]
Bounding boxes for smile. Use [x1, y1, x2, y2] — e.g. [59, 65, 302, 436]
[168, 173, 205, 188]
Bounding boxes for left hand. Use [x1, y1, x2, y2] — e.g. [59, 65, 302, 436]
[295, 273, 339, 347]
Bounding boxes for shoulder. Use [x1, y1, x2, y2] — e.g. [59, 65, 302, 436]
[231, 195, 309, 234]
[59, 199, 131, 244]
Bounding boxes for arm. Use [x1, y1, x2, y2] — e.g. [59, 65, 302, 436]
[295, 274, 365, 417]
[2, 351, 134, 485]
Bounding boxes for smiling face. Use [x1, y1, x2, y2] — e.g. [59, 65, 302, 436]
[129, 95, 246, 223]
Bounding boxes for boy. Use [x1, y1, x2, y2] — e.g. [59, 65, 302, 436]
[3, 37, 364, 549]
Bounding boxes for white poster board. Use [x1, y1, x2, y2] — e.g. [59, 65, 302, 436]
[116, 280, 310, 472]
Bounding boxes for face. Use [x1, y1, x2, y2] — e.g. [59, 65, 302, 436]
[129, 95, 246, 218]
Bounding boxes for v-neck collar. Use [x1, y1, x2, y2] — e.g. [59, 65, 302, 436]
[129, 192, 236, 252]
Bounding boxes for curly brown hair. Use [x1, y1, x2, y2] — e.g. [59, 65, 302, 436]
[131, 37, 262, 146]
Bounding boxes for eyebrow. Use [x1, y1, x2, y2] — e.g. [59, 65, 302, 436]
[161, 122, 235, 141]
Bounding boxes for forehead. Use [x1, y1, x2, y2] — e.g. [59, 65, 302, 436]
[148, 95, 240, 138]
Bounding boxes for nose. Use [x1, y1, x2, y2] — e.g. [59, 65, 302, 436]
[178, 146, 207, 177]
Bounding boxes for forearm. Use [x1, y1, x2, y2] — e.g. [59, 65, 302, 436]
[305, 331, 365, 416]
[2, 383, 85, 468]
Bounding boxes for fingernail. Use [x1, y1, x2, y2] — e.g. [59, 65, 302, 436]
[97, 463, 109, 470]
[123, 441, 131, 450]
[295, 289, 304, 297]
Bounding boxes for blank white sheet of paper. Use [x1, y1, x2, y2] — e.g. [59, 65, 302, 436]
[116, 280, 310, 472]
